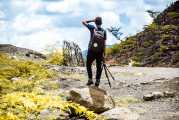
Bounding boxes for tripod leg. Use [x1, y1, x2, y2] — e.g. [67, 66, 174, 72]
[104, 65, 111, 87]
[105, 65, 115, 81]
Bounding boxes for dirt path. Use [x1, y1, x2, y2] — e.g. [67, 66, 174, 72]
[61, 66, 179, 120]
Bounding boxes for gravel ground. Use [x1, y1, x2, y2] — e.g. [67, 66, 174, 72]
[60, 66, 179, 120]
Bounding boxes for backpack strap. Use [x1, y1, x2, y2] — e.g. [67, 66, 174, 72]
[94, 26, 98, 32]
[94, 27, 105, 33]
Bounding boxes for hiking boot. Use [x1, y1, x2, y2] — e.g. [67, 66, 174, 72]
[95, 79, 100, 87]
[87, 79, 94, 86]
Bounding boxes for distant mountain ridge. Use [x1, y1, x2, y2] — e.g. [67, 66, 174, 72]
[0, 44, 46, 60]
[106, 1, 179, 67]
[82, 50, 88, 58]
[82, 45, 113, 58]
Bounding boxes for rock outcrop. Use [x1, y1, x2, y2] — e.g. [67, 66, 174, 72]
[0, 44, 46, 60]
[67, 86, 115, 113]
[106, 1, 179, 67]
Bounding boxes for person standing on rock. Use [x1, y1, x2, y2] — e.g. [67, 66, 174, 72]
[82, 17, 107, 87]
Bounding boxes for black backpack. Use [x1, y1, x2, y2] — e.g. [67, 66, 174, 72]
[89, 28, 105, 52]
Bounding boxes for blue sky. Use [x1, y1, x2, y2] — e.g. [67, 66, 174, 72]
[0, 0, 176, 53]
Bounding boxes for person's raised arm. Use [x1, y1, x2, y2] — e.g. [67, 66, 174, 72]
[82, 19, 95, 27]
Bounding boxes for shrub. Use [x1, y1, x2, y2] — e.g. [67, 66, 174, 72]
[129, 58, 142, 67]
[149, 22, 158, 29]
[167, 12, 179, 19]
[143, 41, 151, 47]
[143, 22, 158, 31]
[111, 43, 121, 54]
[151, 52, 161, 61]
[44, 46, 64, 65]
[106, 47, 112, 55]
[159, 45, 168, 52]
[161, 25, 178, 31]
[0, 53, 104, 120]
[136, 52, 144, 56]
[0, 92, 104, 120]
[161, 34, 170, 39]
[0, 54, 57, 80]
[173, 52, 179, 63]
[123, 37, 136, 47]
[132, 61, 142, 67]
[154, 14, 163, 25]
[46, 51, 64, 65]
[131, 56, 140, 62]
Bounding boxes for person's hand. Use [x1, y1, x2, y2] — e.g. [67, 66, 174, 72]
[91, 19, 95, 22]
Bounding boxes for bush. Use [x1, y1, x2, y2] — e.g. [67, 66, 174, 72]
[167, 12, 179, 19]
[122, 37, 136, 47]
[0, 54, 57, 80]
[151, 52, 161, 62]
[0, 53, 104, 120]
[161, 25, 178, 31]
[44, 46, 64, 65]
[143, 22, 158, 31]
[45, 51, 64, 65]
[136, 52, 144, 56]
[0, 92, 104, 120]
[111, 43, 121, 54]
[149, 22, 158, 29]
[161, 34, 170, 39]
[106, 47, 112, 56]
[159, 45, 168, 52]
[131, 56, 140, 62]
[132, 61, 142, 67]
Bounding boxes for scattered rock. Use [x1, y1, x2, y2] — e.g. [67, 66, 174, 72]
[37, 108, 70, 120]
[143, 93, 154, 101]
[163, 91, 176, 97]
[58, 66, 86, 74]
[143, 92, 164, 101]
[152, 92, 164, 99]
[101, 107, 139, 120]
[143, 90, 177, 101]
[12, 56, 17, 59]
[49, 66, 60, 72]
[28, 75, 36, 80]
[140, 82, 151, 85]
[67, 86, 115, 113]
[11, 77, 21, 81]
[60, 76, 67, 80]
[133, 83, 141, 86]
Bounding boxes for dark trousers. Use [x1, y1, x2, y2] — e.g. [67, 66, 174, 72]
[86, 50, 103, 80]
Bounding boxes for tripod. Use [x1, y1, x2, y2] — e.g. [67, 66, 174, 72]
[101, 62, 115, 87]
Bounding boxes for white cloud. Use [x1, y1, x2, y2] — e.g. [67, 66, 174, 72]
[46, 0, 80, 14]
[11, 14, 53, 33]
[8, 29, 63, 52]
[101, 12, 121, 28]
[27, 1, 43, 13]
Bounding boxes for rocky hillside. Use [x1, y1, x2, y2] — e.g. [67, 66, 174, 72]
[106, 0, 179, 67]
[0, 44, 46, 60]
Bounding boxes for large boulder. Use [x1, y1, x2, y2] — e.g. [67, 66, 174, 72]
[101, 107, 139, 120]
[67, 86, 115, 113]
